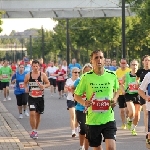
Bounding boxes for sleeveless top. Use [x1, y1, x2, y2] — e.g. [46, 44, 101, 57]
[28, 72, 44, 98]
[125, 72, 138, 94]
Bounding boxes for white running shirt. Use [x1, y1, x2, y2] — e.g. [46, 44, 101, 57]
[139, 72, 150, 110]
[46, 66, 57, 79]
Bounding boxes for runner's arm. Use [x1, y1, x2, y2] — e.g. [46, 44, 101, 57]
[24, 73, 29, 92]
[112, 89, 120, 103]
[11, 74, 16, 84]
[119, 75, 125, 94]
[42, 73, 50, 88]
[138, 73, 150, 101]
[74, 94, 91, 107]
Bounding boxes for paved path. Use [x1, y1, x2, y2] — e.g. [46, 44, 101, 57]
[0, 89, 149, 150]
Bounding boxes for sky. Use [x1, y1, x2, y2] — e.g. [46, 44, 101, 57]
[0, 18, 57, 35]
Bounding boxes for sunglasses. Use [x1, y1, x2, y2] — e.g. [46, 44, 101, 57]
[121, 62, 126, 64]
[73, 72, 80, 74]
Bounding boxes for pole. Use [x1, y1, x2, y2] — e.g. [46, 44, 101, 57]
[30, 35, 32, 59]
[41, 26, 45, 61]
[122, 0, 126, 58]
[66, 19, 70, 65]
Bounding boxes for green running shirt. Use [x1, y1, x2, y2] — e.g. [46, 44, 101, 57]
[0, 66, 12, 82]
[124, 72, 138, 94]
[75, 69, 119, 125]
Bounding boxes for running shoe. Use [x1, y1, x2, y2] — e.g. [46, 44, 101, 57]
[127, 121, 132, 130]
[30, 131, 38, 139]
[72, 132, 76, 137]
[24, 110, 29, 117]
[146, 134, 150, 144]
[7, 96, 11, 101]
[131, 129, 137, 136]
[121, 124, 126, 130]
[3, 98, 7, 101]
[19, 114, 23, 119]
[79, 147, 85, 150]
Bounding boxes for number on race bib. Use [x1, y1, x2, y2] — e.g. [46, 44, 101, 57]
[19, 82, 24, 89]
[31, 89, 43, 97]
[128, 82, 138, 92]
[2, 74, 8, 79]
[92, 100, 110, 112]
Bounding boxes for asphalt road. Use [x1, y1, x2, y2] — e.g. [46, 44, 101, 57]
[1, 88, 148, 150]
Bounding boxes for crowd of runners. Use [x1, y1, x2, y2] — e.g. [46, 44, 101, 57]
[0, 52, 150, 150]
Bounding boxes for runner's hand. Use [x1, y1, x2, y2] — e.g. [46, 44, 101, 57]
[35, 80, 44, 90]
[39, 84, 45, 90]
[25, 88, 29, 93]
[145, 96, 150, 102]
[83, 101, 92, 107]
[110, 100, 117, 108]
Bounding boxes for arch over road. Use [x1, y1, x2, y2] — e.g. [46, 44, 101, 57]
[0, 0, 134, 18]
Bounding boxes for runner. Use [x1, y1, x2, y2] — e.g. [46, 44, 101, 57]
[11, 62, 17, 74]
[74, 50, 119, 150]
[121, 60, 141, 136]
[138, 72, 150, 144]
[24, 60, 50, 139]
[73, 63, 92, 150]
[24, 58, 31, 73]
[68, 58, 82, 77]
[64, 67, 80, 137]
[104, 58, 116, 71]
[111, 59, 119, 70]
[46, 61, 57, 95]
[39, 58, 47, 73]
[116, 58, 130, 129]
[0, 60, 12, 101]
[54, 64, 66, 99]
[11, 64, 29, 119]
[136, 55, 150, 140]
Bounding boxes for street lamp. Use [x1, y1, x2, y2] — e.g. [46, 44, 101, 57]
[122, 0, 126, 58]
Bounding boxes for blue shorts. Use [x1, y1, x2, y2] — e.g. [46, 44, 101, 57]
[67, 100, 75, 110]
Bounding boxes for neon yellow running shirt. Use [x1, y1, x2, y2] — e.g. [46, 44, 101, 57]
[75, 69, 119, 125]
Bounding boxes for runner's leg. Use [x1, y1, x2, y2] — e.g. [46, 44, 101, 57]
[132, 104, 141, 132]
[35, 112, 41, 129]
[69, 107, 76, 136]
[105, 139, 116, 150]
[126, 101, 135, 130]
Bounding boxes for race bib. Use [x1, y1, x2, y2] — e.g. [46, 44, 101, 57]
[19, 82, 24, 89]
[58, 76, 64, 81]
[31, 88, 43, 97]
[82, 93, 87, 101]
[92, 98, 110, 113]
[2, 74, 8, 79]
[128, 82, 138, 92]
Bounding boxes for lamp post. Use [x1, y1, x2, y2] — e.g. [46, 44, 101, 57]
[122, 0, 126, 58]
[30, 35, 32, 59]
[66, 19, 70, 65]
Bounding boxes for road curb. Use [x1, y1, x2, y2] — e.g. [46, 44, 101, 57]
[0, 101, 43, 150]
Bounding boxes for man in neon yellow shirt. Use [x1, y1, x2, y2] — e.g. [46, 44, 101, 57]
[74, 50, 119, 150]
[116, 59, 130, 129]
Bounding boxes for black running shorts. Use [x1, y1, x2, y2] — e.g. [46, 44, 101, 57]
[28, 96, 44, 114]
[86, 121, 117, 147]
[16, 93, 28, 106]
[124, 93, 141, 105]
[117, 95, 127, 108]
